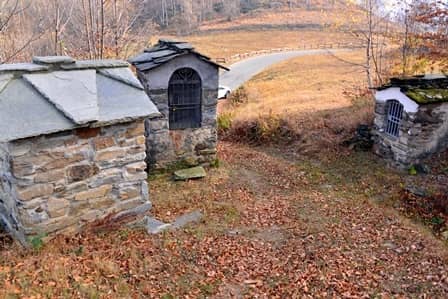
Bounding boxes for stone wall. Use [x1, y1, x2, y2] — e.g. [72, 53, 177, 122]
[144, 88, 218, 169]
[373, 100, 448, 168]
[0, 120, 150, 239]
[0, 143, 26, 244]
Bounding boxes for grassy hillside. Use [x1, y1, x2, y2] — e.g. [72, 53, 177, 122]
[199, 5, 365, 32]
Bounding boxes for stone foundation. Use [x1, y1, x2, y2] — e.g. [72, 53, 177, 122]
[0, 120, 150, 241]
[144, 88, 218, 169]
[373, 101, 448, 168]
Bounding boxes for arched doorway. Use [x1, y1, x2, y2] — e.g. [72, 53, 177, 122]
[168, 68, 202, 130]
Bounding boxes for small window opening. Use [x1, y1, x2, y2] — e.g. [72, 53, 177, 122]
[385, 100, 403, 137]
[168, 68, 202, 130]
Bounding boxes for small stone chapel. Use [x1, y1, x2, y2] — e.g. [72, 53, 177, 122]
[373, 75, 448, 168]
[0, 56, 159, 244]
[130, 39, 228, 169]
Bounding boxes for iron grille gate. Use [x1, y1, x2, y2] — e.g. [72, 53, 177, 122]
[385, 100, 404, 137]
[168, 68, 202, 130]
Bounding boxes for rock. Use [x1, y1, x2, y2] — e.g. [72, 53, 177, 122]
[342, 124, 373, 151]
[441, 230, 448, 241]
[66, 164, 99, 183]
[47, 198, 69, 218]
[404, 185, 427, 197]
[174, 166, 206, 181]
[172, 210, 203, 229]
[17, 184, 54, 201]
[383, 241, 398, 250]
[414, 164, 431, 174]
[92, 136, 115, 151]
[34, 169, 65, 183]
[74, 185, 112, 201]
[143, 211, 203, 234]
[145, 216, 172, 234]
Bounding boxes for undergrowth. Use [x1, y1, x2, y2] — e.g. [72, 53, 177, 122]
[219, 88, 374, 153]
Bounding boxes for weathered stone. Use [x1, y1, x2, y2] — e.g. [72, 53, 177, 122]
[17, 184, 54, 201]
[47, 198, 69, 218]
[66, 164, 99, 183]
[81, 210, 104, 222]
[124, 171, 147, 182]
[40, 154, 84, 171]
[19, 206, 49, 225]
[183, 156, 199, 167]
[30, 216, 79, 235]
[126, 122, 145, 138]
[95, 149, 126, 162]
[9, 143, 31, 157]
[69, 200, 90, 216]
[172, 210, 203, 229]
[198, 149, 217, 155]
[92, 136, 116, 151]
[75, 127, 100, 139]
[65, 182, 88, 193]
[126, 161, 146, 174]
[119, 186, 140, 200]
[146, 216, 172, 234]
[11, 160, 34, 177]
[74, 185, 112, 201]
[113, 202, 151, 220]
[136, 135, 146, 146]
[441, 230, 448, 241]
[34, 169, 65, 183]
[88, 168, 122, 188]
[115, 198, 145, 211]
[141, 181, 149, 201]
[89, 197, 115, 209]
[174, 166, 206, 181]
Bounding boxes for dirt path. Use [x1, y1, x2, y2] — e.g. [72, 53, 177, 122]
[1, 142, 447, 298]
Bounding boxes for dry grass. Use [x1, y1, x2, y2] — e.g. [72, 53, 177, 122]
[219, 50, 374, 151]
[230, 51, 367, 117]
[199, 6, 364, 31]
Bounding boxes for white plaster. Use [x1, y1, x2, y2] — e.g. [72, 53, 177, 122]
[375, 87, 419, 113]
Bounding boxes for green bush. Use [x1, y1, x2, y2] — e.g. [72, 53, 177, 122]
[217, 112, 233, 132]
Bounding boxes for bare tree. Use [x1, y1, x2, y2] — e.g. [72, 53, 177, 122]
[0, 0, 46, 63]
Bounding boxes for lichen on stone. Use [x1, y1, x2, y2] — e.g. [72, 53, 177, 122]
[405, 88, 448, 104]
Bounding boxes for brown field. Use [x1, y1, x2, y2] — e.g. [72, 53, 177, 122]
[199, 6, 364, 31]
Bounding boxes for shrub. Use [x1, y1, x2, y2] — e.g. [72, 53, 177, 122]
[228, 86, 249, 106]
[219, 89, 375, 155]
[223, 112, 297, 145]
[217, 112, 233, 133]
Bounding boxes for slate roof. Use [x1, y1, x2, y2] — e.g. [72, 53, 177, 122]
[129, 39, 229, 72]
[0, 56, 160, 142]
[378, 75, 448, 105]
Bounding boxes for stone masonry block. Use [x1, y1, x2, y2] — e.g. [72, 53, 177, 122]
[17, 184, 54, 201]
[74, 184, 112, 201]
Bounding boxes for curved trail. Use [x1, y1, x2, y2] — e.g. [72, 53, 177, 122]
[220, 49, 346, 90]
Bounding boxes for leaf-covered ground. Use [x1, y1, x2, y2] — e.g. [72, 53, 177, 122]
[1, 142, 448, 298]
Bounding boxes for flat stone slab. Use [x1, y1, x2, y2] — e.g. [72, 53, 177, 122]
[23, 70, 98, 125]
[174, 166, 206, 181]
[145, 216, 172, 234]
[33, 56, 75, 65]
[143, 210, 203, 234]
[172, 210, 203, 229]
